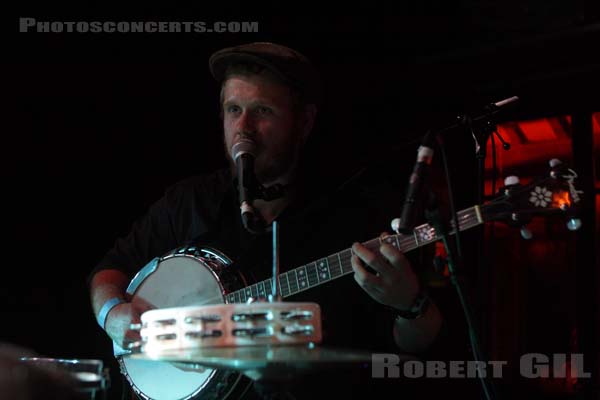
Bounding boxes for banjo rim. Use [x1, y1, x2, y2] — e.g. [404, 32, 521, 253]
[116, 246, 247, 400]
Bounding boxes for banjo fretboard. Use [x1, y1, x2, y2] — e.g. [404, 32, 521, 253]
[226, 206, 482, 303]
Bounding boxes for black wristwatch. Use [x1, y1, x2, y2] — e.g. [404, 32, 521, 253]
[392, 291, 430, 320]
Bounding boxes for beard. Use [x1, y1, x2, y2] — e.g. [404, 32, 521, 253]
[253, 142, 299, 184]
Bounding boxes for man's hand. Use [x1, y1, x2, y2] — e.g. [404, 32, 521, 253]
[350, 233, 419, 311]
[104, 302, 148, 348]
[91, 269, 153, 348]
[351, 233, 442, 352]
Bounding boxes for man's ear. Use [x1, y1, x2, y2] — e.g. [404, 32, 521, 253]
[301, 104, 318, 144]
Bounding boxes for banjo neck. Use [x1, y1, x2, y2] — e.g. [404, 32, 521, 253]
[226, 205, 483, 303]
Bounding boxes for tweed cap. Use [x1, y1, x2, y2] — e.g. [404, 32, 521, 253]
[209, 42, 320, 104]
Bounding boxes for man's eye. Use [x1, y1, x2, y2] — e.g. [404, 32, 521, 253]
[226, 105, 241, 114]
[256, 107, 272, 115]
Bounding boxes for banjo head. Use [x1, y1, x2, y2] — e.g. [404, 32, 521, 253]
[132, 255, 227, 310]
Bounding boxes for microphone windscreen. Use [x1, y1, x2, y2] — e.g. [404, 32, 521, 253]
[231, 138, 257, 161]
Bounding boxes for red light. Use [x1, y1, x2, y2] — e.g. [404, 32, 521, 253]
[517, 119, 558, 142]
[552, 191, 571, 210]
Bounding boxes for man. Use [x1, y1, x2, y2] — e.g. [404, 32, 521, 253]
[89, 42, 442, 398]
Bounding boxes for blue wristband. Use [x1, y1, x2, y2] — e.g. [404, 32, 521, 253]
[97, 297, 126, 329]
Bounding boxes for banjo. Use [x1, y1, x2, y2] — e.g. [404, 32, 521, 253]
[114, 162, 582, 400]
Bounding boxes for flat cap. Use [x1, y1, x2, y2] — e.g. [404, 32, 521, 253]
[209, 42, 320, 104]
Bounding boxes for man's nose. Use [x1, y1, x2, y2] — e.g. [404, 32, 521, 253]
[237, 110, 256, 133]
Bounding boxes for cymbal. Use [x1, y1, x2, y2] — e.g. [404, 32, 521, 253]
[127, 344, 407, 381]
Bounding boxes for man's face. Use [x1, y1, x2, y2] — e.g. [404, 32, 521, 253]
[222, 74, 305, 184]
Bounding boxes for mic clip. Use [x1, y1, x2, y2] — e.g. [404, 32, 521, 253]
[238, 178, 286, 203]
[256, 183, 287, 201]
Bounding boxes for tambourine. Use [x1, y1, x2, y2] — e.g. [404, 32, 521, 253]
[131, 302, 322, 354]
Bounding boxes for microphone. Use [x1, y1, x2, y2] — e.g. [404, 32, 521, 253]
[231, 138, 263, 233]
[398, 131, 435, 234]
[491, 96, 519, 108]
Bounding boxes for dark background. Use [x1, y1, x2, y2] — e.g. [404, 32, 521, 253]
[2, 3, 600, 399]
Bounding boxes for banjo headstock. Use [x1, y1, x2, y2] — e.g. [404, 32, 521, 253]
[480, 159, 584, 233]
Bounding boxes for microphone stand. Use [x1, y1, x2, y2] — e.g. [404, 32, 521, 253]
[458, 100, 512, 378]
[253, 219, 298, 400]
[396, 97, 517, 400]
[269, 220, 281, 302]
[424, 167, 497, 400]
[465, 112, 494, 368]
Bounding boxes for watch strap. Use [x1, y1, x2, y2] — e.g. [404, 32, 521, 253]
[393, 291, 430, 320]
